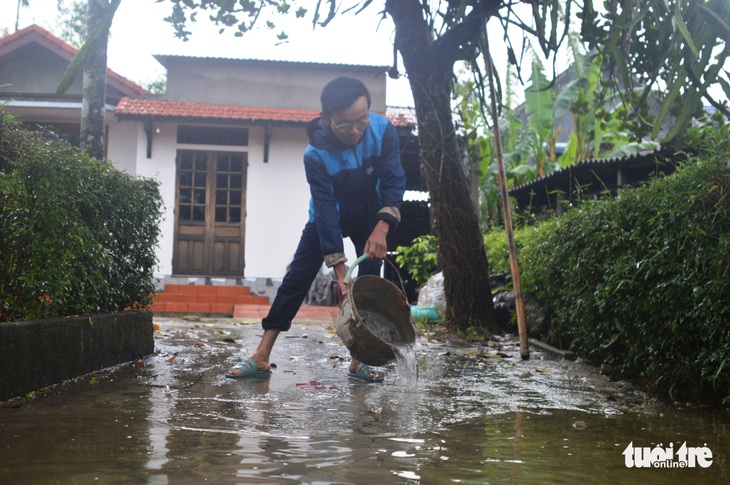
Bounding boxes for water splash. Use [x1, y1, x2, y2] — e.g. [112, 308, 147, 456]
[393, 345, 418, 388]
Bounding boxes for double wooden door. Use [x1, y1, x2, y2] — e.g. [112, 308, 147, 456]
[173, 150, 248, 276]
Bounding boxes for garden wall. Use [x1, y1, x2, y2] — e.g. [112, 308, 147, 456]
[0, 312, 154, 401]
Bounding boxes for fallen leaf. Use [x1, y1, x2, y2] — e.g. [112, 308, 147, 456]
[153, 323, 161, 331]
[166, 355, 177, 363]
[535, 368, 552, 373]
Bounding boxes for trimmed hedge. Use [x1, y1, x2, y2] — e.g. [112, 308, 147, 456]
[513, 143, 730, 403]
[0, 115, 164, 322]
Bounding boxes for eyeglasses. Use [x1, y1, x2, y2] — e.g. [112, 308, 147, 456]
[329, 115, 370, 132]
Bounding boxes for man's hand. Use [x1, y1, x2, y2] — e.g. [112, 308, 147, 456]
[364, 220, 390, 260]
[334, 262, 348, 302]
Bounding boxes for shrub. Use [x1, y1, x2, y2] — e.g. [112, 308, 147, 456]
[395, 235, 439, 287]
[520, 141, 730, 403]
[0, 115, 164, 321]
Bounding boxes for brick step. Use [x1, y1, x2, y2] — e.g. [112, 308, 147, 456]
[232, 304, 341, 322]
[155, 294, 260, 304]
[162, 284, 251, 297]
[152, 285, 267, 315]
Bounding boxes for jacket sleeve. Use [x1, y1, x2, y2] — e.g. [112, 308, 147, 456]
[304, 153, 347, 267]
[375, 120, 407, 230]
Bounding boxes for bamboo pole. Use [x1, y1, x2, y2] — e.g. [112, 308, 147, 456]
[481, 18, 530, 360]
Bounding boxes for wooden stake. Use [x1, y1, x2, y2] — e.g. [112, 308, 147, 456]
[482, 18, 530, 360]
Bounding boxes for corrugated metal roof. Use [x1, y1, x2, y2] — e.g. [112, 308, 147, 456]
[153, 54, 389, 72]
[509, 150, 666, 194]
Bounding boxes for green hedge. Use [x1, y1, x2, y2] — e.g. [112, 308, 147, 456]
[0, 115, 164, 322]
[515, 144, 730, 403]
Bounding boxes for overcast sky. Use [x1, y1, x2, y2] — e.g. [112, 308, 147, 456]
[5, 0, 556, 109]
[5, 0, 422, 106]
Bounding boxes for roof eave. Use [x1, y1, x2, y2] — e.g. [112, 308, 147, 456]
[114, 112, 311, 126]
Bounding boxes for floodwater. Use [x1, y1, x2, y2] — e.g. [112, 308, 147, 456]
[1, 316, 729, 484]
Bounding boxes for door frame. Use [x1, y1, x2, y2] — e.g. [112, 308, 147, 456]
[172, 149, 248, 276]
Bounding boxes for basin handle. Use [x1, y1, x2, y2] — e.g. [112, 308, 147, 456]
[343, 254, 408, 300]
[344, 254, 370, 285]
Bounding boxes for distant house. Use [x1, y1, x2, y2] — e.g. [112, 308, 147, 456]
[508, 59, 691, 217]
[0, 24, 147, 146]
[508, 149, 684, 216]
[0, 25, 429, 293]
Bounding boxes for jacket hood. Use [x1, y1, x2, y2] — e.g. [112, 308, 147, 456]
[306, 117, 354, 151]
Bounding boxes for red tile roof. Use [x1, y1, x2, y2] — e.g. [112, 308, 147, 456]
[0, 24, 147, 97]
[115, 97, 320, 124]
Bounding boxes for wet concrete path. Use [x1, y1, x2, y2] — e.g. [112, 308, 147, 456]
[1, 315, 729, 484]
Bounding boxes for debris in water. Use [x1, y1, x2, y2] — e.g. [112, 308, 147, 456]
[603, 407, 624, 415]
[573, 421, 588, 430]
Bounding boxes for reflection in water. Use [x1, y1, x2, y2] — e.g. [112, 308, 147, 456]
[1, 319, 728, 484]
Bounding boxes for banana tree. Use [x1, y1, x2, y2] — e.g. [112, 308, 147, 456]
[523, 57, 560, 177]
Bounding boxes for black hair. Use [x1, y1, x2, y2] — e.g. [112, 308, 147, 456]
[320, 77, 372, 115]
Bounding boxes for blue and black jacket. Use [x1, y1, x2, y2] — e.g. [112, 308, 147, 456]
[304, 113, 406, 268]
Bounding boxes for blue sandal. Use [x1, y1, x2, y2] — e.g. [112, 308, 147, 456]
[348, 363, 384, 383]
[225, 358, 272, 379]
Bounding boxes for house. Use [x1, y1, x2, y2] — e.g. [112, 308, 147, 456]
[0, 25, 430, 302]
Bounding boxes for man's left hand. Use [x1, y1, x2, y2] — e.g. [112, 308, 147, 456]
[364, 220, 390, 260]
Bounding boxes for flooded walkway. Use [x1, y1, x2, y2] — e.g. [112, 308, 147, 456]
[1, 315, 728, 484]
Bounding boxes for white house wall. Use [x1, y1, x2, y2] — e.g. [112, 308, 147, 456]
[244, 125, 309, 278]
[111, 121, 178, 279]
[163, 59, 387, 115]
[243, 125, 358, 280]
[107, 121, 139, 174]
[108, 120, 357, 281]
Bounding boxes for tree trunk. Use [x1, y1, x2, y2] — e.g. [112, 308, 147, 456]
[386, 0, 497, 331]
[81, 0, 108, 159]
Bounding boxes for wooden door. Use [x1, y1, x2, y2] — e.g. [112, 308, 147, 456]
[173, 150, 248, 276]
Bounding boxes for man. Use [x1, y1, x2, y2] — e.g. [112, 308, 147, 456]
[226, 77, 406, 382]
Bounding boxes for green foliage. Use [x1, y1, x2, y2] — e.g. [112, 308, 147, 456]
[580, 0, 730, 143]
[0, 117, 164, 322]
[483, 223, 552, 278]
[483, 229, 510, 275]
[519, 140, 730, 402]
[395, 235, 439, 287]
[55, 0, 121, 97]
[56, 0, 87, 48]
